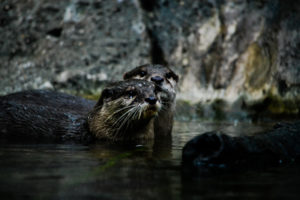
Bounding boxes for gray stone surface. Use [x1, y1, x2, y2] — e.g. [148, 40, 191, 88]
[0, 0, 150, 95]
[0, 0, 299, 117]
[142, 0, 300, 104]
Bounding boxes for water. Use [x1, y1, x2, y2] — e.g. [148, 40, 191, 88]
[0, 121, 299, 200]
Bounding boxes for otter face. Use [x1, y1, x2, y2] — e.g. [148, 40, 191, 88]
[123, 64, 179, 101]
[89, 80, 162, 140]
[101, 80, 162, 119]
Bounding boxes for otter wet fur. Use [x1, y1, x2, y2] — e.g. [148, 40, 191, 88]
[88, 80, 161, 142]
[0, 80, 161, 143]
[123, 64, 178, 137]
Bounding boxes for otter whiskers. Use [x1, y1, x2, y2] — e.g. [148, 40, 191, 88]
[104, 104, 136, 124]
[111, 106, 137, 129]
[112, 105, 142, 140]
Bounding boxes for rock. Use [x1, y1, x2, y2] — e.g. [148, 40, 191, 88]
[141, 0, 300, 114]
[0, 0, 150, 95]
[182, 121, 300, 170]
[0, 0, 299, 118]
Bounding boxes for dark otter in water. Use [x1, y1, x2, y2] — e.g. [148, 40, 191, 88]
[123, 64, 179, 137]
[88, 79, 161, 142]
[0, 80, 161, 143]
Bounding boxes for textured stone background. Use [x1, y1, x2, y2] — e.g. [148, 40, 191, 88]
[0, 0, 299, 119]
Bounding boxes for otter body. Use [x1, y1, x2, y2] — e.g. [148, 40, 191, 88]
[0, 91, 93, 143]
[124, 64, 178, 137]
[0, 90, 96, 115]
[0, 80, 161, 143]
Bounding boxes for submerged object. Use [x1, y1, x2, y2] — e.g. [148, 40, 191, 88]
[182, 122, 300, 169]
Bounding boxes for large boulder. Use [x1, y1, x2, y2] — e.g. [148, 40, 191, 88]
[182, 121, 300, 170]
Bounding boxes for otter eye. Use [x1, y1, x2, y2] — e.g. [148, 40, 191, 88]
[166, 72, 172, 79]
[127, 90, 137, 99]
[139, 71, 147, 77]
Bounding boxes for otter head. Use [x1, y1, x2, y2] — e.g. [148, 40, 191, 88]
[123, 64, 179, 102]
[88, 80, 162, 142]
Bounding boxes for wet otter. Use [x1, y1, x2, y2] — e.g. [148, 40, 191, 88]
[0, 80, 161, 143]
[88, 79, 161, 142]
[123, 64, 179, 136]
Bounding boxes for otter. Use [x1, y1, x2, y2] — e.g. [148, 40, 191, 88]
[0, 80, 161, 143]
[88, 79, 161, 142]
[123, 64, 179, 137]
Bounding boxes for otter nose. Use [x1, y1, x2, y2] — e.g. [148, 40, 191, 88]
[145, 96, 157, 105]
[151, 76, 164, 85]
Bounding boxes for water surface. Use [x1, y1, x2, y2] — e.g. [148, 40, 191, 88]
[0, 121, 299, 199]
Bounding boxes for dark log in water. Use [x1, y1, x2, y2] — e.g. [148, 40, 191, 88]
[182, 122, 300, 169]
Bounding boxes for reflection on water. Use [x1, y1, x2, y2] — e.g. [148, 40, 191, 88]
[0, 121, 299, 199]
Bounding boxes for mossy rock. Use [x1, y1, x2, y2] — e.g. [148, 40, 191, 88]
[245, 94, 300, 120]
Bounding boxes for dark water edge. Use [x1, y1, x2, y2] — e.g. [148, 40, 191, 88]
[0, 121, 300, 200]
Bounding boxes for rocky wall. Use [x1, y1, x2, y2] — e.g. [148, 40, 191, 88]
[0, 0, 299, 119]
[0, 0, 150, 95]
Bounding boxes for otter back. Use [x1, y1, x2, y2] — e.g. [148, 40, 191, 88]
[0, 90, 95, 143]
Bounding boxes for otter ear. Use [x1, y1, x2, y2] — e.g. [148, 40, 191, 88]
[123, 72, 130, 80]
[173, 73, 179, 82]
[101, 88, 114, 100]
[96, 88, 114, 107]
[124, 64, 149, 80]
[167, 71, 179, 82]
